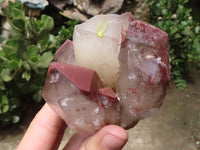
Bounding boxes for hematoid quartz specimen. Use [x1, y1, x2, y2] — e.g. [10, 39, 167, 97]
[42, 12, 170, 134]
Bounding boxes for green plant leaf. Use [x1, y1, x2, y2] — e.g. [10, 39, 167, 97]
[5, 39, 19, 47]
[27, 45, 39, 61]
[28, 60, 39, 73]
[7, 59, 22, 69]
[37, 52, 53, 68]
[2, 45, 17, 58]
[11, 8, 25, 19]
[38, 29, 51, 40]
[38, 38, 51, 53]
[37, 15, 54, 31]
[0, 105, 9, 114]
[1, 95, 8, 105]
[0, 69, 13, 82]
[181, 28, 192, 35]
[28, 45, 39, 56]
[3, 40, 19, 57]
[22, 61, 31, 71]
[33, 90, 42, 102]
[12, 115, 20, 123]
[0, 80, 6, 90]
[0, 95, 9, 114]
[22, 71, 31, 81]
[11, 18, 26, 31]
[195, 26, 200, 34]
[162, 9, 168, 15]
[8, 0, 23, 10]
[16, 40, 28, 60]
[26, 18, 39, 39]
[170, 26, 178, 35]
[174, 33, 181, 39]
[0, 51, 7, 61]
[1, 7, 11, 18]
[0, 50, 5, 57]
[174, 78, 186, 90]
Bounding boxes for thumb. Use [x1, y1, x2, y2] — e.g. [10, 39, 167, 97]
[79, 125, 128, 150]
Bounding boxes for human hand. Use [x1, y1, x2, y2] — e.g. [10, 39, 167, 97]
[17, 103, 128, 150]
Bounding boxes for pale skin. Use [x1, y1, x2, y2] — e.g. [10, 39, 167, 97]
[17, 103, 128, 150]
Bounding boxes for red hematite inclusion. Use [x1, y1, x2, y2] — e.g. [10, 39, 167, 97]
[98, 88, 118, 102]
[129, 88, 137, 94]
[48, 62, 103, 94]
[42, 12, 170, 134]
[48, 62, 117, 103]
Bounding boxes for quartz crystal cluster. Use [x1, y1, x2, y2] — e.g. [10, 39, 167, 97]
[42, 12, 170, 134]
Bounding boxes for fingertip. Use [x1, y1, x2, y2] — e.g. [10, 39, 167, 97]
[80, 125, 128, 150]
[101, 125, 128, 141]
[101, 125, 128, 150]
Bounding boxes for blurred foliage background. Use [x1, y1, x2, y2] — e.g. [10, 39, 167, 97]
[146, 0, 200, 90]
[0, 1, 78, 126]
[0, 0, 199, 126]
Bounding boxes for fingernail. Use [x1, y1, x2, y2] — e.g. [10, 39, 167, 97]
[102, 133, 127, 150]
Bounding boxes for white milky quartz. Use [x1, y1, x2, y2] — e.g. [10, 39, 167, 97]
[73, 13, 133, 87]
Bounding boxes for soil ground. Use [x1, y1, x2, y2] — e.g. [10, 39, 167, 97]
[0, 71, 200, 150]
